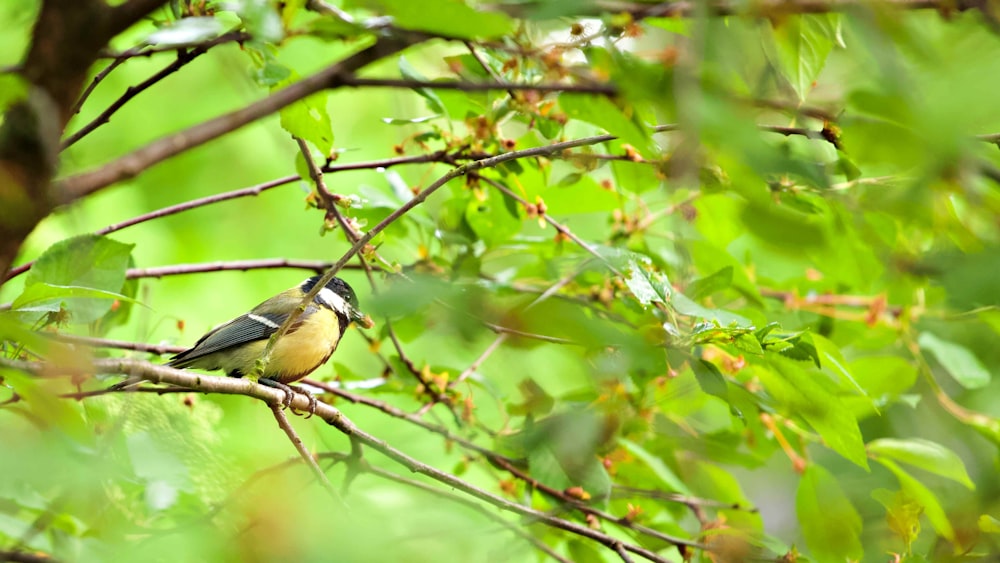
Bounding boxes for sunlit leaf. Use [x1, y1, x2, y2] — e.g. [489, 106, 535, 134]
[868, 438, 974, 489]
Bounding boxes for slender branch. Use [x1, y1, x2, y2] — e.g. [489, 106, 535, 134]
[1, 357, 682, 562]
[58, 34, 418, 201]
[125, 259, 357, 279]
[352, 461, 575, 563]
[269, 403, 344, 504]
[42, 333, 183, 355]
[63, 47, 213, 149]
[341, 76, 617, 95]
[308, 379, 704, 550]
[463, 40, 516, 99]
[262, 130, 639, 377]
[69, 57, 127, 116]
[3, 176, 297, 281]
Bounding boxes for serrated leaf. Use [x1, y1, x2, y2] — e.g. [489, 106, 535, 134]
[273, 71, 334, 156]
[21, 235, 133, 324]
[918, 332, 991, 390]
[796, 465, 864, 562]
[868, 438, 974, 489]
[13, 284, 143, 313]
[596, 247, 670, 306]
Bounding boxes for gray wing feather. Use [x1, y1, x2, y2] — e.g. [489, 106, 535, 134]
[168, 311, 287, 366]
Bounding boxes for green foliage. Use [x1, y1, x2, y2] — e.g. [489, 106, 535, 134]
[3, 2, 1000, 562]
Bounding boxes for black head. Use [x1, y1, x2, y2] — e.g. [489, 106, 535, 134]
[301, 275, 363, 321]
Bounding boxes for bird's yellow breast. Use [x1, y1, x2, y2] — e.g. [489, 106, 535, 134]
[266, 308, 342, 383]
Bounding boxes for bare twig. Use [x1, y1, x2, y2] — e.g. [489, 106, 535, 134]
[63, 47, 213, 149]
[42, 333, 183, 355]
[269, 403, 345, 505]
[342, 76, 616, 95]
[59, 35, 419, 200]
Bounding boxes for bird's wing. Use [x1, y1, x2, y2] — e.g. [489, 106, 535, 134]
[168, 311, 288, 365]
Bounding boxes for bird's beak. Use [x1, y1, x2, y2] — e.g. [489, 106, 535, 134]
[351, 307, 374, 329]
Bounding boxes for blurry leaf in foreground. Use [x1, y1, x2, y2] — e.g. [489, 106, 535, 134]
[796, 464, 863, 562]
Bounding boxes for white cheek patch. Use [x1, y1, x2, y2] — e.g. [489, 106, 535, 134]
[317, 287, 352, 317]
[248, 314, 280, 328]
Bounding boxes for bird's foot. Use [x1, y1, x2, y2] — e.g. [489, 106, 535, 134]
[259, 378, 295, 409]
[259, 379, 318, 417]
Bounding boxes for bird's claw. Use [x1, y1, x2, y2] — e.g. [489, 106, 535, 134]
[260, 378, 295, 409]
[259, 379, 318, 417]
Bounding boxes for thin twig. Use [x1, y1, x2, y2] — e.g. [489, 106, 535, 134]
[268, 403, 345, 505]
[126, 259, 359, 279]
[42, 333, 183, 355]
[63, 47, 213, 149]
[341, 76, 617, 95]
[70, 57, 127, 116]
[58, 35, 419, 200]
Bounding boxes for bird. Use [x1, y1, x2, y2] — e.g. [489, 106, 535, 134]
[165, 275, 371, 411]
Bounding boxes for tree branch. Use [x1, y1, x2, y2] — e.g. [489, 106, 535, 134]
[0, 357, 685, 562]
[58, 35, 419, 201]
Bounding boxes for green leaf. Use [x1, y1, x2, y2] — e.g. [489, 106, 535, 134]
[796, 465, 864, 562]
[399, 57, 445, 115]
[619, 438, 691, 495]
[596, 247, 670, 306]
[464, 191, 521, 248]
[770, 15, 842, 101]
[559, 94, 657, 159]
[763, 355, 869, 469]
[21, 235, 134, 324]
[365, 0, 514, 39]
[980, 514, 1000, 534]
[810, 333, 874, 406]
[671, 292, 752, 327]
[733, 333, 764, 355]
[692, 358, 729, 401]
[12, 283, 143, 314]
[918, 332, 991, 389]
[868, 438, 974, 489]
[687, 266, 733, 301]
[877, 458, 955, 541]
[273, 71, 334, 156]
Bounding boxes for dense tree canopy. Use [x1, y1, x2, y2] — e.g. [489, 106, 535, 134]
[2, 1, 1000, 561]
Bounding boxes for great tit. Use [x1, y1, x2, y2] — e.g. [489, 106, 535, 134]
[167, 275, 369, 385]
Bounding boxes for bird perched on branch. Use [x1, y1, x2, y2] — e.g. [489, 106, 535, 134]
[165, 275, 372, 411]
